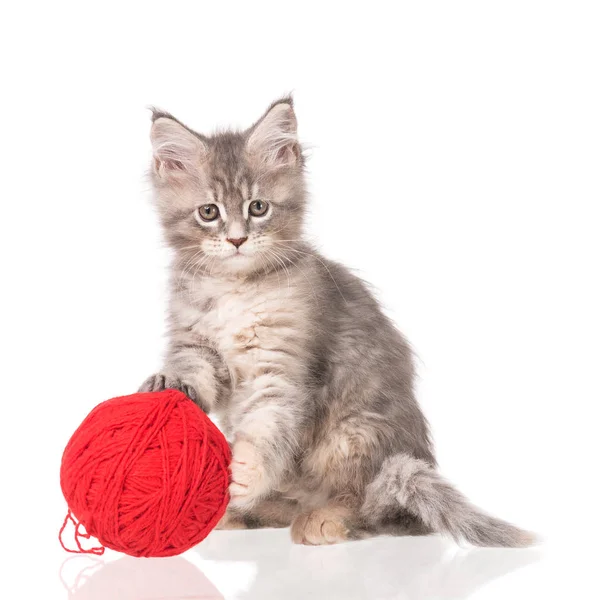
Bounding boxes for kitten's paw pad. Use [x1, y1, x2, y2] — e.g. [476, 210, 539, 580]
[291, 507, 350, 545]
[138, 373, 205, 410]
[229, 440, 269, 508]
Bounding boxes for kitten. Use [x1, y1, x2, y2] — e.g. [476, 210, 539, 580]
[140, 97, 533, 546]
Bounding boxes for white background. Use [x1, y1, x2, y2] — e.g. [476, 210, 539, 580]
[1, 2, 596, 599]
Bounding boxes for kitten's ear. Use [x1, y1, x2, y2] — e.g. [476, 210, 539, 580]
[247, 99, 301, 168]
[150, 113, 207, 178]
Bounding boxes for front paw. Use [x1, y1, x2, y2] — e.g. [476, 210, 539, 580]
[139, 373, 206, 411]
[229, 440, 271, 509]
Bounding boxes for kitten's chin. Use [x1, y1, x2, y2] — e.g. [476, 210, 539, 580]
[213, 253, 260, 277]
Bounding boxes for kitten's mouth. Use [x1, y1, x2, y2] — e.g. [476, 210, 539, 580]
[226, 250, 250, 260]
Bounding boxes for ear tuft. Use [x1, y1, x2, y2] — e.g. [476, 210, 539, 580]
[247, 99, 300, 168]
[150, 115, 206, 178]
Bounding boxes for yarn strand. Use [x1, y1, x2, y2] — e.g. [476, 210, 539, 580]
[59, 511, 105, 556]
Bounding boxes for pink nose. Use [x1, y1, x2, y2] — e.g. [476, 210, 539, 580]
[227, 237, 248, 249]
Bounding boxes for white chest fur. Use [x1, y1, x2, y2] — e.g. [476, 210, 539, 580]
[173, 275, 308, 383]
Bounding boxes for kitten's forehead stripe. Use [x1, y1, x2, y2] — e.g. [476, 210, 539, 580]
[240, 179, 250, 202]
[213, 176, 228, 200]
[213, 181, 222, 202]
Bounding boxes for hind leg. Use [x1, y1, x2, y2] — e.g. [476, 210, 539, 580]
[291, 416, 388, 545]
[216, 496, 299, 530]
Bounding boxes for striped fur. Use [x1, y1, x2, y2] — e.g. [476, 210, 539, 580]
[140, 97, 533, 547]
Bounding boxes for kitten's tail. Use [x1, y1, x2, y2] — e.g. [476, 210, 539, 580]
[362, 453, 535, 547]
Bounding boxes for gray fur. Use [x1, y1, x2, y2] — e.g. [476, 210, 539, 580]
[140, 97, 533, 547]
[362, 454, 534, 547]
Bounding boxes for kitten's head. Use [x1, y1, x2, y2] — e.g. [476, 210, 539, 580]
[149, 97, 306, 277]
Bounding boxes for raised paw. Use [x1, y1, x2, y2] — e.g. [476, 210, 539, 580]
[290, 506, 351, 545]
[229, 440, 271, 509]
[138, 373, 206, 411]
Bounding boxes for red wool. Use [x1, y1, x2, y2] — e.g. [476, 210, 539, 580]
[59, 390, 230, 557]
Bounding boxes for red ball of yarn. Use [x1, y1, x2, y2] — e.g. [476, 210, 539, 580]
[60, 390, 230, 557]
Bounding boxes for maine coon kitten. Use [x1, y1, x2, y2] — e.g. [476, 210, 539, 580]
[140, 97, 533, 546]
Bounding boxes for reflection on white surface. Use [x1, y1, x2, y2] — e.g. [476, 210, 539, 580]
[59, 529, 540, 600]
[59, 554, 223, 599]
[196, 529, 540, 600]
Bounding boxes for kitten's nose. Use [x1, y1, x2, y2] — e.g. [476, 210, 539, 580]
[227, 237, 248, 249]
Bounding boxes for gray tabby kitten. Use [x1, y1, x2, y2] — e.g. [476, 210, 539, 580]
[140, 98, 533, 547]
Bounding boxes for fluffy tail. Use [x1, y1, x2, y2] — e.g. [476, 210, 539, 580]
[362, 453, 535, 547]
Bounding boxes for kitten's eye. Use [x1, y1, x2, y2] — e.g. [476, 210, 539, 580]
[197, 204, 220, 222]
[249, 200, 269, 217]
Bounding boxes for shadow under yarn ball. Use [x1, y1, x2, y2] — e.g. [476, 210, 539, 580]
[60, 390, 231, 557]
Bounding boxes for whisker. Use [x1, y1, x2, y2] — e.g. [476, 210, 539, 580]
[267, 248, 292, 294]
[274, 248, 320, 307]
[260, 250, 283, 296]
[273, 243, 348, 304]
